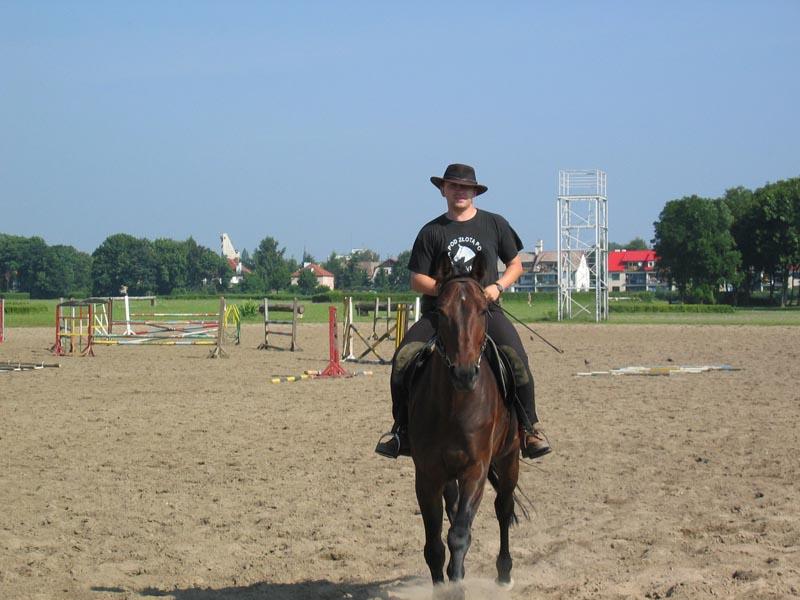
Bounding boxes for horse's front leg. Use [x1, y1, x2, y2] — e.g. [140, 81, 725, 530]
[443, 480, 458, 525]
[415, 472, 446, 585]
[492, 452, 520, 589]
[446, 464, 487, 583]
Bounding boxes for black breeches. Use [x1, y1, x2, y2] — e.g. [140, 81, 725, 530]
[390, 305, 539, 427]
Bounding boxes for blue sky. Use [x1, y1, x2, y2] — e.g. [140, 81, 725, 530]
[2, 1, 798, 261]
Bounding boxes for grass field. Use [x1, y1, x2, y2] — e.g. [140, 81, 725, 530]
[3, 296, 800, 328]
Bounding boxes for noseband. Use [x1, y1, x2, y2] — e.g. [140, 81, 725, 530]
[433, 278, 489, 372]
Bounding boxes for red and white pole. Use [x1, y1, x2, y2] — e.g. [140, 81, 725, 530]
[318, 305, 348, 378]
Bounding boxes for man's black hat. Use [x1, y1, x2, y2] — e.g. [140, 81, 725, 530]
[430, 163, 488, 196]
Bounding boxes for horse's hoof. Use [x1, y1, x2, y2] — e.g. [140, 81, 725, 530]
[495, 577, 514, 591]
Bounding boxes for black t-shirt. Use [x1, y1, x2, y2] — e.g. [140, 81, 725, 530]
[408, 209, 523, 313]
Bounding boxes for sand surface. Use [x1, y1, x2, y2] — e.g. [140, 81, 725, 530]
[1, 323, 798, 599]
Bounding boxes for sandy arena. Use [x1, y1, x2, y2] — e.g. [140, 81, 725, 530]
[1, 323, 798, 600]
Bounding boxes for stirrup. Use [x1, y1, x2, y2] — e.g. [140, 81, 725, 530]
[521, 429, 552, 460]
[375, 431, 402, 459]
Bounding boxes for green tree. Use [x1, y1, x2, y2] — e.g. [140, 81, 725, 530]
[322, 252, 345, 288]
[153, 238, 189, 295]
[92, 234, 157, 296]
[652, 196, 740, 302]
[252, 237, 292, 291]
[350, 248, 380, 262]
[372, 268, 389, 291]
[389, 250, 412, 291]
[751, 178, 800, 306]
[240, 248, 254, 270]
[0, 234, 47, 294]
[186, 237, 229, 290]
[297, 268, 318, 294]
[238, 271, 267, 294]
[722, 186, 759, 302]
[33, 245, 92, 298]
[608, 237, 648, 251]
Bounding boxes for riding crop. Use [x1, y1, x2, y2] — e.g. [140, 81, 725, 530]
[495, 304, 565, 354]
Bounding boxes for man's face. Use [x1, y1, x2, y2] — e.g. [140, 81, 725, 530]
[441, 181, 476, 211]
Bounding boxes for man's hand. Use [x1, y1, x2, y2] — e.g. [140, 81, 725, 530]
[484, 284, 501, 303]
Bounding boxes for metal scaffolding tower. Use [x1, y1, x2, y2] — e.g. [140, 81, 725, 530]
[557, 170, 608, 321]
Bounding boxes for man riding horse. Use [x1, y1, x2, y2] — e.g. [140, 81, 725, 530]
[375, 163, 552, 460]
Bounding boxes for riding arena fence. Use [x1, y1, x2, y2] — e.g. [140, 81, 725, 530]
[53, 296, 240, 358]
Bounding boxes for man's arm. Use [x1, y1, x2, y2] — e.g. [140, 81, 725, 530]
[485, 255, 523, 302]
[410, 271, 438, 296]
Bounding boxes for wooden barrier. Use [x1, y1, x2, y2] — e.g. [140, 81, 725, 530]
[341, 296, 412, 364]
[52, 300, 96, 357]
[257, 298, 303, 351]
[56, 296, 239, 358]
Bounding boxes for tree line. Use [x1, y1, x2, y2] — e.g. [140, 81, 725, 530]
[653, 176, 800, 306]
[236, 240, 411, 295]
[5, 174, 797, 303]
[0, 232, 412, 299]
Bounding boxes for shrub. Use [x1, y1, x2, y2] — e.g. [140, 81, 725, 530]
[237, 300, 259, 318]
[609, 303, 734, 313]
[1, 292, 31, 301]
[4, 302, 49, 314]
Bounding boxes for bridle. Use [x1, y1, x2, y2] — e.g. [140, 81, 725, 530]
[433, 277, 489, 372]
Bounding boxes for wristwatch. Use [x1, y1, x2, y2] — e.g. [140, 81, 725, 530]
[494, 282, 504, 294]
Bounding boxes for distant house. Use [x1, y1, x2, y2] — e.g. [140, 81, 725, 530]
[497, 251, 537, 292]
[501, 248, 589, 293]
[372, 258, 397, 281]
[357, 261, 381, 280]
[225, 257, 252, 284]
[500, 245, 669, 293]
[608, 249, 668, 292]
[290, 263, 335, 290]
[532, 250, 589, 292]
[220, 233, 251, 285]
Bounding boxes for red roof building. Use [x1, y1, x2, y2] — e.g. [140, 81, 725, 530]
[291, 263, 335, 290]
[607, 249, 668, 292]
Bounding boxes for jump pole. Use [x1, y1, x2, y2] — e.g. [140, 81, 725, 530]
[207, 296, 228, 358]
[0, 297, 5, 343]
[318, 306, 348, 378]
[123, 293, 135, 335]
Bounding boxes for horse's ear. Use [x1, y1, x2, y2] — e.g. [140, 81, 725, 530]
[471, 252, 487, 283]
[433, 251, 453, 283]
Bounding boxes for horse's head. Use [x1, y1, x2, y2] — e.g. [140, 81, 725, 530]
[433, 251, 489, 392]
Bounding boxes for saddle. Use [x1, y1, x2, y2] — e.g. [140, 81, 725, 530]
[393, 336, 528, 409]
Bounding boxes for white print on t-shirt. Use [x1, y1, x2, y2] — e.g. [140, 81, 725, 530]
[446, 236, 483, 253]
[447, 237, 484, 274]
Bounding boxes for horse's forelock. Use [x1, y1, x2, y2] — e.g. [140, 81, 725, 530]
[438, 277, 484, 309]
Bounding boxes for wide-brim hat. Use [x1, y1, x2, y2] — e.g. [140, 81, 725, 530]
[430, 163, 488, 196]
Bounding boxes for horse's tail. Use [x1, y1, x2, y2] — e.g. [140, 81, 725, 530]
[487, 466, 533, 524]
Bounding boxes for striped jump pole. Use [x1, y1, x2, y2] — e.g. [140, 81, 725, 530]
[318, 306, 348, 378]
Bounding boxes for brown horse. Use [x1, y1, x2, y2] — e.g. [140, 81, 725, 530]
[408, 253, 522, 595]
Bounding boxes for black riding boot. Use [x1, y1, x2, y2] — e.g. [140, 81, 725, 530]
[375, 381, 411, 459]
[517, 374, 552, 459]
